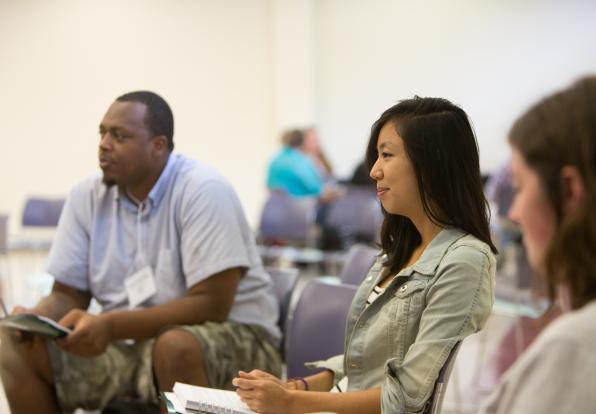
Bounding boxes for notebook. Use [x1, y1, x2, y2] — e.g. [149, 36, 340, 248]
[171, 382, 256, 414]
[163, 392, 186, 413]
[0, 313, 71, 338]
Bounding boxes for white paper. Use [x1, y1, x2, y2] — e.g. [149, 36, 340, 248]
[173, 382, 255, 414]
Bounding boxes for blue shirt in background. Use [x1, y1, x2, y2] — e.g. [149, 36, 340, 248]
[266, 147, 323, 196]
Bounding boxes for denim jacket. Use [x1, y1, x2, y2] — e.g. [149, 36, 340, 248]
[308, 227, 496, 413]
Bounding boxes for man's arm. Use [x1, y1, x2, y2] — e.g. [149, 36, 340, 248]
[21, 281, 91, 321]
[106, 266, 241, 339]
[58, 267, 241, 356]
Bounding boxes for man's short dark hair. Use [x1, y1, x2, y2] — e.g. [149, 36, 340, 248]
[116, 91, 174, 151]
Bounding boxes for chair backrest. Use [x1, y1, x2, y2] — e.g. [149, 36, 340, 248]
[324, 186, 383, 248]
[425, 341, 462, 414]
[258, 191, 317, 246]
[265, 266, 300, 336]
[284, 279, 357, 378]
[339, 243, 379, 286]
[0, 215, 8, 256]
[22, 197, 65, 227]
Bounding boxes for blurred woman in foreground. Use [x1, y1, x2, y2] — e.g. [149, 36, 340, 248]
[480, 76, 596, 413]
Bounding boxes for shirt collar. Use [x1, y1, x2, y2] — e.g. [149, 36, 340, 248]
[145, 154, 175, 208]
[114, 154, 176, 211]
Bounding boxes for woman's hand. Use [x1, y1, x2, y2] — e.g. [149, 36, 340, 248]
[238, 370, 285, 384]
[233, 370, 295, 413]
[237, 370, 304, 390]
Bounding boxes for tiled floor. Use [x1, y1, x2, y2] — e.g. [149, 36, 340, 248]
[0, 245, 542, 414]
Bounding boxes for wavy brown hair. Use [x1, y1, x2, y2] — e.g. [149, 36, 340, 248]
[509, 76, 596, 309]
[366, 97, 497, 275]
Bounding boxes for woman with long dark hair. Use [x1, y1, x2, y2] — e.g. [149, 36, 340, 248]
[479, 77, 596, 414]
[234, 96, 497, 413]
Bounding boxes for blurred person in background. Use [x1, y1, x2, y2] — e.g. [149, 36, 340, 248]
[349, 160, 376, 187]
[303, 127, 335, 184]
[479, 76, 596, 414]
[266, 128, 340, 226]
[267, 128, 336, 200]
[486, 159, 517, 256]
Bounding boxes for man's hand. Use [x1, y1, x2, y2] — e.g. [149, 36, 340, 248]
[57, 310, 112, 357]
[10, 305, 31, 316]
[0, 305, 35, 343]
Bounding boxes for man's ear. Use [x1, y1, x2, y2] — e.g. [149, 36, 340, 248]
[152, 135, 169, 156]
[560, 165, 586, 215]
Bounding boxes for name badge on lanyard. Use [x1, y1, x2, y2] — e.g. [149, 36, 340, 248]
[125, 199, 157, 308]
[125, 265, 157, 308]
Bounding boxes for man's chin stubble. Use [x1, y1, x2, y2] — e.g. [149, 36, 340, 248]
[102, 176, 116, 187]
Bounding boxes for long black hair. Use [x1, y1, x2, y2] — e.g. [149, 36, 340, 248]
[366, 96, 497, 275]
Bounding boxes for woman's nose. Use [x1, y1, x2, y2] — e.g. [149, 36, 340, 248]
[370, 161, 382, 180]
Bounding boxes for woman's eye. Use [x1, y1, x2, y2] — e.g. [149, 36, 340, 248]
[381, 152, 392, 158]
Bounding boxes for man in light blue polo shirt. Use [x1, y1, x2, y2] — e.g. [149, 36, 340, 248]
[0, 91, 281, 414]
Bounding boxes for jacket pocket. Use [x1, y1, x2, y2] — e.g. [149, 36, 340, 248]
[383, 280, 427, 357]
[395, 279, 427, 312]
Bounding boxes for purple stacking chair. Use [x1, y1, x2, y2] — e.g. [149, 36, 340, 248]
[258, 191, 317, 247]
[0, 215, 9, 300]
[265, 266, 300, 338]
[339, 243, 379, 286]
[324, 186, 383, 249]
[284, 279, 357, 378]
[0, 215, 8, 257]
[22, 197, 65, 227]
[424, 341, 462, 414]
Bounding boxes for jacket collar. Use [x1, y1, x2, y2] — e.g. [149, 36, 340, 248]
[377, 227, 466, 282]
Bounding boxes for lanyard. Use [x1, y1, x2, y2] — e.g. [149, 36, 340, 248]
[135, 201, 147, 267]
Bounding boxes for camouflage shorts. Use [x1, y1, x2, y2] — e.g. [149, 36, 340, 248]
[47, 321, 281, 413]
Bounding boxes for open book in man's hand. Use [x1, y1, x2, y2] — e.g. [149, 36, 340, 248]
[0, 314, 71, 338]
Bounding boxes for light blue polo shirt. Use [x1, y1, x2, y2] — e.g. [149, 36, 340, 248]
[47, 154, 281, 344]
